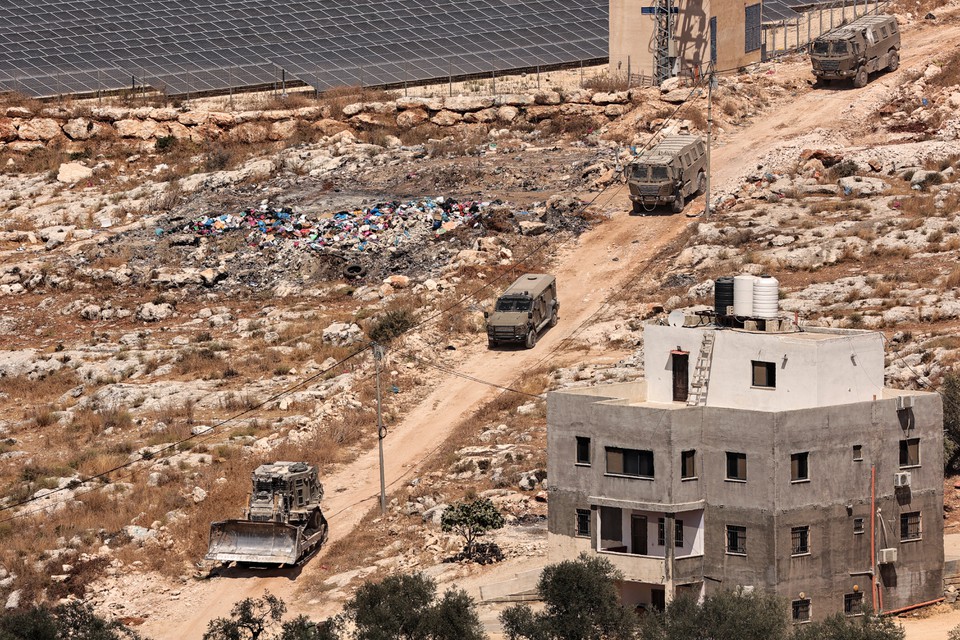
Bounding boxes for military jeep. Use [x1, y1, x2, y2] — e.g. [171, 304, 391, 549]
[627, 135, 706, 214]
[810, 14, 900, 88]
[485, 273, 558, 349]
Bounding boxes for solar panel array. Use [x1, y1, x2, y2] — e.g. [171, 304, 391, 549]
[0, 0, 608, 98]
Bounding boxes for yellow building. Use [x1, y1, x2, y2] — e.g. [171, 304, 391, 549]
[609, 0, 763, 83]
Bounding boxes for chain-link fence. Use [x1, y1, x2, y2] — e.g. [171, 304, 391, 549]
[763, 0, 891, 59]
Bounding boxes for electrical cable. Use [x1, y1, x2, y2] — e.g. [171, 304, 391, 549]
[0, 74, 712, 527]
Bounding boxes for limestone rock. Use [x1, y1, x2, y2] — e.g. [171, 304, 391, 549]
[115, 119, 163, 139]
[136, 302, 175, 322]
[57, 162, 93, 184]
[0, 118, 16, 142]
[396, 108, 428, 129]
[464, 108, 497, 123]
[17, 118, 62, 141]
[396, 96, 444, 111]
[228, 122, 269, 144]
[519, 221, 547, 236]
[444, 96, 495, 112]
[591, 91, 629, 105]
[497, 105, 519, 123]
[837, 176, 889, 196]
[322, 322, 363, 347]
[430, 110, 463, 126]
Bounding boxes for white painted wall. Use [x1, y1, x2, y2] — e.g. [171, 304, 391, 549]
[645, 324, 885, 410]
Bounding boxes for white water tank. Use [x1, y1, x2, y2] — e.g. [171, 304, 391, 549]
[733, 274, 757, 316]
[753, 275, 780, 318]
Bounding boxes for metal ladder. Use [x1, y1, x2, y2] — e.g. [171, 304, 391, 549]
[687, 332, 715, 406]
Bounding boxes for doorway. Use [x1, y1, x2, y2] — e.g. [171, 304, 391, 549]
[652, 588, 666, 611]
[631, 515, 648, 555]
[672, 352, 689, 402]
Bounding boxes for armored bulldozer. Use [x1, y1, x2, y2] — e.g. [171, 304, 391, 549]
[810, 14, 900, 88]
[206, 461, 328, 565]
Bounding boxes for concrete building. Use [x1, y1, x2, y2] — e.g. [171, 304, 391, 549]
[609, 0, 763, 82]
[547, 318, 943, 621]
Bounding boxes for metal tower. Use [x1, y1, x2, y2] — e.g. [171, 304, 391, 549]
[654, 0, 675, 85]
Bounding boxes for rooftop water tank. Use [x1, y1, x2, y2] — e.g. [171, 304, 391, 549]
[714, 277, 734, 316]
[753, 275, 780, 319]
[733, 274, 756, 316]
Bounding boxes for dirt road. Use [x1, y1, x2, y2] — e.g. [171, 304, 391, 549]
[137, 10, 960, 637]
[139, 188, 690, 638]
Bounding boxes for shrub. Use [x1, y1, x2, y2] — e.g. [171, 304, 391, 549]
[440, 498, 505, 560]
[830, 160, 859, 179]
[368, 308, 416, 345]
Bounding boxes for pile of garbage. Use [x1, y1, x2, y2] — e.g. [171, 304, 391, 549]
[186, 198, 498, 253]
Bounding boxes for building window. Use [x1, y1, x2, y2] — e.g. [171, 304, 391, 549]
[899, 438, 920, 468]
[575, 509, 591, 537]
[853, 518, 865, 535]
[792, 598, 811, 623]
[605, 447, 654, 478]
[844, 592, 864, 616]
[726, 525, 746, 555]
[853, 444, 863, 461]
[745, 3, 762, 53]
[726, 452, 747, 481]
[657, 518, 684, 547]
[791, 452, 809, 482]
[751, 360, 776, 388]
[576, 436, 591, 465]
[900, 511, 921, 541]
[681, 450, 697, 479]
[791, 526, 810, 555]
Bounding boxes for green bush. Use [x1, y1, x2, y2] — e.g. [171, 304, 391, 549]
[368, 308, 416, 345]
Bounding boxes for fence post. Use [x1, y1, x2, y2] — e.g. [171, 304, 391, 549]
[807, 11, 811, 46]
[627, 55, 631, 87]
[772, 28, 777, 55]
[579, 60, 583, 88]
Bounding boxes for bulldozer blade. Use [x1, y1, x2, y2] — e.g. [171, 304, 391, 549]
[205, 520, 302, 565]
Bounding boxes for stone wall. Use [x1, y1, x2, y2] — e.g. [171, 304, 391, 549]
[0, 89, 644, 151]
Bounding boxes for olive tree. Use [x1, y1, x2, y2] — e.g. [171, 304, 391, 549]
[440, 498, 504, 560]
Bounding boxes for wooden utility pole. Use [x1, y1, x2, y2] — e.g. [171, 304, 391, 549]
[704, 63, 715, 219]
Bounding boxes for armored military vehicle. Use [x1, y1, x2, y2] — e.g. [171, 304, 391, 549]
[206, 461, 328, 565]
[627, 135, 706, 214]
[485, 273, 558, 349]
[810, 14, 900, 88]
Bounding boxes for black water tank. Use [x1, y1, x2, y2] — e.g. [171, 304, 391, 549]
[714, 277, 734, 316]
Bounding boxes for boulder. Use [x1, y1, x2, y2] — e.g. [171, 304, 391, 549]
[495, 94, 536, 107]
[591, 91, 629, 105]
[524, 105, 561, 121]
[0, 118, 16, 142]
[519, 221, 547, 236]
[115, 118, 163, 139]
[497, 105, 519, 123]
[177, 111, 209, 126]
[228, 122, 269, 143]
[136, 302, 175, 322]
[464, 108, 497, 123]
[533, 91, 562, 105]
[605, 104, 630, 117]
[269, 119, 299, 140]
[312, 118, 351, 136]
[384, 275, 411, 288]
[57, 162, 93, 184]
[39, 225, 74, 249]
[322, 322, 363, 347]
[910, 169, 943, 186]
[17, 118, 62, 141]
[396, 108, 428, 128]
[63, 117, 109, 140]
[923, 64, 942, 80]
[342, 102, 365, 117]
[444, 96, 495, 112]
[661, 89, 693, 104]
[396, 96, 444, 111]
[430, 110, 463, 126]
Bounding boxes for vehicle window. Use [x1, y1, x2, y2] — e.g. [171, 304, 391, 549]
[812, 40, 828, 54]
[496, 298, 532, 312]
[632, 165, 649, 180]
[652, 166, 670, 180]
[879, 27, 887, 38]
[833, 41, 847, 54]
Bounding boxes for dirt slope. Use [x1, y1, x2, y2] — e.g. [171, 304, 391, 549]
[137, 10, 960, 637]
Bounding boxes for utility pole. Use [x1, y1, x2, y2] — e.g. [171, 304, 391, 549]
[704, 62, 714, 219]
[374, 343, 387, 515]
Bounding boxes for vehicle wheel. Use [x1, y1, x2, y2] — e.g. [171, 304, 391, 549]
[887, 50, 899, 71]
[853, 66, 868, 88]
[671, 193, 685, 214]
[549, 307, 558, 328]
[488, 339, 497, 349]
[631, 201, 643, 214]
[525, 329, 537, 349]
[696, 171, 706, 195]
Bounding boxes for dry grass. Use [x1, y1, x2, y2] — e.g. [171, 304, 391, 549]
[945, 265, 960, 290]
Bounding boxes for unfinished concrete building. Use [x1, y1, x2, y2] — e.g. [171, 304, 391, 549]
[547, 277, 943, 621]
[609, 0, 763, 82]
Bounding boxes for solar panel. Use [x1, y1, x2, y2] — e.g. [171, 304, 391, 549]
[0, 0, 607, 98]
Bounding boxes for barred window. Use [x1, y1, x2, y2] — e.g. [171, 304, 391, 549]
[726, 525, 746, 554]
[900, 511, 921, 541]
[791, 526, 810, 555]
